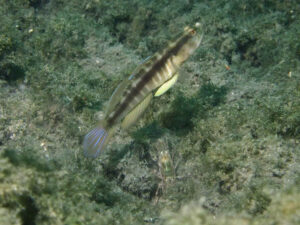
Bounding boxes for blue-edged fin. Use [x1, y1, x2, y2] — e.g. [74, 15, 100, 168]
[154, 73, 179, 97]
[83, 122, 115, 158]
[121, 93, 153, 130]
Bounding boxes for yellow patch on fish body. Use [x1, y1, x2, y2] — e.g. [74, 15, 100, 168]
[154, 73, 179, 97]
[83, 22, 203, 158]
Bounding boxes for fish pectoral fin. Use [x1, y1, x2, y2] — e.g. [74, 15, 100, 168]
[154, 73, 179, 97]
[121, 93, 153, 130]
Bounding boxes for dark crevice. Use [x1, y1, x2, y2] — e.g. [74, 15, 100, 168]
[18, 195, 39, 225]
[29, 0, 49, 9]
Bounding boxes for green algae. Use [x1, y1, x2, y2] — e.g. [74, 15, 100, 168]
[163, 187, 300, 225]
[0, 0, 299, 224]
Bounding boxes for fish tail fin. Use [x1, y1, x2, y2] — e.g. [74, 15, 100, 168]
[83, 121, 115, 158]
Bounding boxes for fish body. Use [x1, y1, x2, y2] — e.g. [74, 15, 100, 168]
[84, 23, 203, 158]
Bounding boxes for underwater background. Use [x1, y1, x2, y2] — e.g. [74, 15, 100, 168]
[0, 0, 299, 224]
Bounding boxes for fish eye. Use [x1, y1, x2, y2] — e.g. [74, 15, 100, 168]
[190, 29, 196, 35]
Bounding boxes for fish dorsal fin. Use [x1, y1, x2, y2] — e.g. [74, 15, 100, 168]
[129, 55, 154, 80]
[154, 73, 179, 97]
[106, 56, 154, 118]
[106, 79, 129, 115]
[121, 93, 153, 130]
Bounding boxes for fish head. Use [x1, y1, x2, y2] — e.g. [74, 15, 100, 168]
[173, 22, 203, 66]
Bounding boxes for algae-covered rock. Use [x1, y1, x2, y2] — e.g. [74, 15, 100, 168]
[163, 188, 300, 225]
[0, 0, 299, 224]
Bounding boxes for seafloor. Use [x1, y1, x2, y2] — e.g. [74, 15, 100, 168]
[0, 0, 299, 224]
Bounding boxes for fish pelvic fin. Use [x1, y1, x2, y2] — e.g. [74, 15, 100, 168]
[83, 121, 115, 158]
